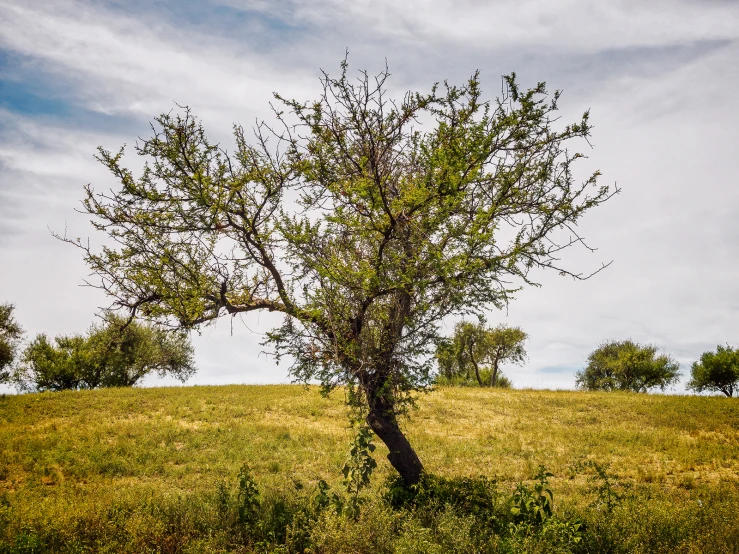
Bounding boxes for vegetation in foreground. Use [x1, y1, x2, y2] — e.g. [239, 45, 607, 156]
[1, 385, 738, 553]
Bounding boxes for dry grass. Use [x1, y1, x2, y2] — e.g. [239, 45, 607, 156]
[1, 385, 738, 552]
[2, 385, 738, 496]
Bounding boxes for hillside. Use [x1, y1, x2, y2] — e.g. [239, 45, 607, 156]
[1, 386, 738, 552]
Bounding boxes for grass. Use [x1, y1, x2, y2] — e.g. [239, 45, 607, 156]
[1, 385, 738, 552]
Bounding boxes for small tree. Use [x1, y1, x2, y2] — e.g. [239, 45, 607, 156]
[575, 340, 680, 393]
[87, 315, 197, 387]
[0, 303, 24, 383]
[14, 316, 196, 391]
[66, 61, 613, 484]
[16, 335, 89, 391]
[436, 321, 526, 387]
[687, 345, 739, 397]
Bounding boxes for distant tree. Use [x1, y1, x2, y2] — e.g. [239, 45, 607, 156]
[16, 334, 89, 391]
[14, 316, 196, 392]
[87, 315, 197, 388]
[65, 61, 613, 485]
[687, 345, 739, 397]
[0, 303, 24, 383]
[575, 340, 680, 393]
[436, 321, 526, 387]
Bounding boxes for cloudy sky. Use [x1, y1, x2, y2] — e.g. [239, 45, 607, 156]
[1, 0, 738, 393]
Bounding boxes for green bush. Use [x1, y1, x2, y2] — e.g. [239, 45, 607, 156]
[434, 370, 512, 388]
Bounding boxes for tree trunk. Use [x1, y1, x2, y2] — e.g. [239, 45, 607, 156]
[363, 368, 424, 486]
[468, 343, 483, 386]
[490, 359, 499, 387]
[366, 406, 424, 486]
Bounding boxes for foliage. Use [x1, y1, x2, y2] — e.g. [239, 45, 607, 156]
[237, 464, 261, 529]
[67, 58, 612, 483]
[385, 472, 499, 520]
[687, 344, 739, 397]
[436, 321, 526, 387]
[435, 370, 513, 388]
[341, 425, 378, 517]
[509, 466, 554, 526]
[570, 460, 629, 513]
[12, 315, 195, 391]
[16, 334, 89, 392]
[575, 340, 680, 392]
[0, 303, 23, 384]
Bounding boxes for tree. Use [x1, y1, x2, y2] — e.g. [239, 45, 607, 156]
[13, 316, 196, 392]
[0, 303, 24, 383]
[436, 321, 526, 387]
[575, 340, 680, 393]
[687, 345, 739, 397]
[67, 61, 613, 485]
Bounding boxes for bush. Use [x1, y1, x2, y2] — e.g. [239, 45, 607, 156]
[435, 370, 512, 388]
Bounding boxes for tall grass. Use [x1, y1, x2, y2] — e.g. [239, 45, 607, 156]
[1, 385, 738, 552]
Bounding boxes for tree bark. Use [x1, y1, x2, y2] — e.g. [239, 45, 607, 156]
[362, 365, 424, 486]
[490, 359, 499, 387]
[366, 406, 424, 486]
[468, 342, 483, 386]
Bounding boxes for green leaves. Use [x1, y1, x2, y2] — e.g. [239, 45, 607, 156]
[13, 315, 196, 391]
[436, 321, 527, 387]
[72, 60, 613, 482]
[0, 303, 23, 382]
[509, 466, 555, 526]
[341, 425, 378, 518]
[575, 340, 681, 393]
[688, 345, 739, 397]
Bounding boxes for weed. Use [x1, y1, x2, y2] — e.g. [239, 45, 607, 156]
[237, 463, 260, 528]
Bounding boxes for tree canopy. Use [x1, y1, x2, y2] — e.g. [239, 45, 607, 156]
[687, 345, 739, 397]
[0, 303, 24, 383]
[436, 321, 526, 387]
[575, 340, 680, 393]
[69, 61, 613, 484]
[13, 316, 196, 392]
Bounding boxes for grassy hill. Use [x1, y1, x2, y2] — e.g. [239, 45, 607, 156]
[1, 385, 738, 553]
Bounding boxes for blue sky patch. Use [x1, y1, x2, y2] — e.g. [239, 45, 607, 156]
[0, 78, 71, 117]
[538, 366, 577, 375]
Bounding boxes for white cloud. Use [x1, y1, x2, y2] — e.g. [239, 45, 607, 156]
[223, 0, 739, 51]
[0, 0, 738, 393]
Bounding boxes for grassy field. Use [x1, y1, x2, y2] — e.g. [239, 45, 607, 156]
[1, 385, 738, 553]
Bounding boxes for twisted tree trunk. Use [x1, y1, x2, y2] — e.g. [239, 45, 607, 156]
[366, 399, 424, 486]
[366, 408, 423, 485]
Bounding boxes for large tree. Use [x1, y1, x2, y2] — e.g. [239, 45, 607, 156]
[0, 303, 24, 383]
[69, 62, 613, 485]
[687, 345, 739, 397]
[575, 340, 680, 393]
[436, 321, 527, 387]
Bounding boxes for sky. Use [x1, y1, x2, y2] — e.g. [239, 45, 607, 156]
[1, 0, 738, 393]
